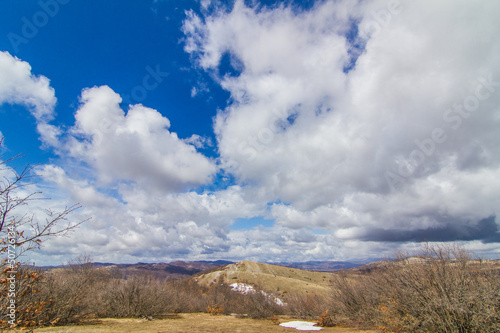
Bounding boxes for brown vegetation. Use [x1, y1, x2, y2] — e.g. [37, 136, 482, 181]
[318, 309, 335, 327]
[329, 243, 500, 332]
[1, 243, 498, 331]
[1, 257, 290, 328]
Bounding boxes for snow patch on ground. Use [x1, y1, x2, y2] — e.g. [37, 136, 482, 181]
[279, 321, 323, 331]
[230, 282, 285, 306]
[230, 282, 256, 294]
[273, 296, 285, 306]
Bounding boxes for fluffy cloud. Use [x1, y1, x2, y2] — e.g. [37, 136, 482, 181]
[184, 0, 500, 246]
[66, 85, 217, 192]
[0, 51, 61, 146]
[4, 0, 500, 265]
[0, 51, 56, 120]
[33, 163, 264, 263]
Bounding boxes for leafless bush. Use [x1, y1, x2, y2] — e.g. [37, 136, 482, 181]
[100, 275, 174, 318]
[42, 257, 181, 320]
[330, 243, 500, 332]
[199, 278, 285, 318]
[166, 279, 209, 313]
[330, 272, 380, 328]
[39, 256, 112, 324]
[0, 257, 106, 328]
[285, 292, 329, 318]
[203, 277, 234, 314]
[241, 289, 283, 319]
[376, 243, 500, 332]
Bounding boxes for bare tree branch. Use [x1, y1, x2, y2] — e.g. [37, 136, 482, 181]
[1, 137, 87, 259]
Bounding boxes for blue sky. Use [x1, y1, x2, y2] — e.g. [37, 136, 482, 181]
[1, 0, 226, 162]
[1, 0, 500, 265]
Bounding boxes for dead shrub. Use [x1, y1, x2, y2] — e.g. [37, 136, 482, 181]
[285, 292, 328, 318]
[317, 309, 335, 327]
[100, 275, 174, 318]
[204, 277, 235, 314]
[330, 242, 500, 332]
[40, 257, 112, 325]
[376, 243, 500, 332]
[206, 303, 224, 315]
[241, 287, 284, 319]
[330, 272, 380, 328]
[0, 256, 107, 328]
[166, 279, 208, 313]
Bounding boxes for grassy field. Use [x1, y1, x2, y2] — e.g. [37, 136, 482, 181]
[16, 313, 378, 332]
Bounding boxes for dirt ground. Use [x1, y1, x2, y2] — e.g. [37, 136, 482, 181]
[14, 313, 379, 333]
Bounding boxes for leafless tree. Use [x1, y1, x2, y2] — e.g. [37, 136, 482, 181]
[0, 137, 87, 258]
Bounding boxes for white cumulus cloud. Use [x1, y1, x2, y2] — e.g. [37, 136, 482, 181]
[66, 85, 217, 192]
[3, 0, 500, 265]
[0, 51, 61, 146]
[183, 0, 500, 246]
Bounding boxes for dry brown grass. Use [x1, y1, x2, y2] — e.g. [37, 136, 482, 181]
[10, 313, 379, 333]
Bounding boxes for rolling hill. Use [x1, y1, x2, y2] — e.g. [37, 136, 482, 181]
[193, 260, 335, 298]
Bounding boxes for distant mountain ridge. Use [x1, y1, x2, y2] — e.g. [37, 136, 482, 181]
[93, 260, 234, 280]
[40, 259, 379, 280]
[272, 260, 379, 272]
[41, 259, 376, 271]
[40, 260, 234, 280]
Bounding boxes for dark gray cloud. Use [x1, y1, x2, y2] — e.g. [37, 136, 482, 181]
[360, 216, 500, 243]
